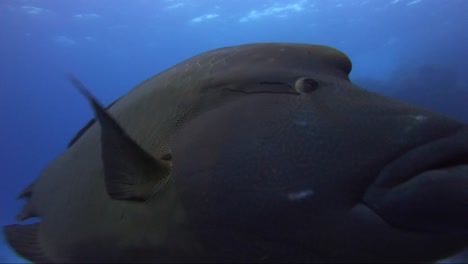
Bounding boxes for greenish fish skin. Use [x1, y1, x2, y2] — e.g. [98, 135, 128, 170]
[3, 43, 468, 263]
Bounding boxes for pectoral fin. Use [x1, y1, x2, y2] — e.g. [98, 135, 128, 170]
[66, 74, 171, 201]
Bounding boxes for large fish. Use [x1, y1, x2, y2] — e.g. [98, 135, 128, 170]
[4, 43, 468, 263]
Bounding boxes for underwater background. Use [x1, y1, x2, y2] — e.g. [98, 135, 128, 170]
[0, 0, 467, 262]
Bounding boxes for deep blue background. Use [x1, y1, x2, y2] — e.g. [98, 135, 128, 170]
[1, 0, 467, 262]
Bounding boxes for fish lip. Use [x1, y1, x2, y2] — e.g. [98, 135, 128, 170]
[361, 124, 468, 235]
[370, 124, 468, 190]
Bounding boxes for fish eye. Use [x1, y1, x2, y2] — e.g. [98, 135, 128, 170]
[295, 77, 319, 94]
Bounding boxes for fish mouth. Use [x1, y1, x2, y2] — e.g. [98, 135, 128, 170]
[371, 124, 468, 190]
[364, 124, 468, 233]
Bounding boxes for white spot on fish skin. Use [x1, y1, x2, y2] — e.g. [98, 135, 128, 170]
[413, 115, 428, 121]
[287, 189, 314, 201]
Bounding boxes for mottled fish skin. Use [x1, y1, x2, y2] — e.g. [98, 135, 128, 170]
[3, 43, 468, 263]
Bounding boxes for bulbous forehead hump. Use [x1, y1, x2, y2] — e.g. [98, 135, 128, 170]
[213, 43, 352, 78]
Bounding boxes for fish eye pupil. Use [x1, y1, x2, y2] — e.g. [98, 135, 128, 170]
[304, 79, 317, 86]
[295, 77, 319, 93]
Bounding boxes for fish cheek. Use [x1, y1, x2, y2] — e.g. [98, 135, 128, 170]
[171, 95, 325, 251]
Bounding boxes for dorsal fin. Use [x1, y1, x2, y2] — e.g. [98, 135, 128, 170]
[17, 182, 34, 199]
[17, 202, 38, 221]
[65, 74, 171, 201]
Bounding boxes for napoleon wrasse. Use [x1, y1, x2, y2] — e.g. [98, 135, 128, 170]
[4, 43, 468, 263]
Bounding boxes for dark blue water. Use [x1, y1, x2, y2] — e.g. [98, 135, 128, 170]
[1, 0, 467, 262]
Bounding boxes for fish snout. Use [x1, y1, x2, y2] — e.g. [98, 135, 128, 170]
[364, 124, 468, 234]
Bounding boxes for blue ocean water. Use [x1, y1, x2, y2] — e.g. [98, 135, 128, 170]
[0, 0, 467, 262]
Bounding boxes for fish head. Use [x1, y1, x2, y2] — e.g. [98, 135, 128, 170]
[170, 43, 468, 262]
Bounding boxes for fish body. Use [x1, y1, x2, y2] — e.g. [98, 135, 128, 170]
[4, 43, 468, 263]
